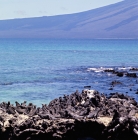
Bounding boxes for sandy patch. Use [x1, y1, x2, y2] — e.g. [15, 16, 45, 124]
[98, 116, 112, 126]
[135, 113, 138, 118]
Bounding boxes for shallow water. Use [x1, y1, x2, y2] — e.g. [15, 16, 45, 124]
[0, 39, 138, 106]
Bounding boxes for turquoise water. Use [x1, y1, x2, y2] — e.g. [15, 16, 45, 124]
[0, 39, 138, 106]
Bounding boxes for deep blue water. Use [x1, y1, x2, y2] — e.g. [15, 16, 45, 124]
[0, 39, 138, 106]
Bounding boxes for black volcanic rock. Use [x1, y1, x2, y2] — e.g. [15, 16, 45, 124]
[126, 73, 137, 78]
[0, 89, 138, 140]
[116, 72, 124, 77]
[111, 80, 122, 86]
[130, 68, 138, 71]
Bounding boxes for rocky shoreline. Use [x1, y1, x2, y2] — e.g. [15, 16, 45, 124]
[0, 89, 138, 140]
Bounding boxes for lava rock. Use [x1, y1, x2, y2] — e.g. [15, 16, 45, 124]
[126, 73, 137, 78]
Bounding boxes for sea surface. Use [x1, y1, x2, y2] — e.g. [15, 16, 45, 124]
[0, 39, 138, 106]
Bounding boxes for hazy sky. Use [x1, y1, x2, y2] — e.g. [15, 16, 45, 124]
[0, 0, 123, 20]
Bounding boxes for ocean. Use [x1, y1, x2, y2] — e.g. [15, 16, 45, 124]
[0, 39, 138, 106]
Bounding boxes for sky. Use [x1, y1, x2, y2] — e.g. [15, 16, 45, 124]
[0, 0, 123, 20]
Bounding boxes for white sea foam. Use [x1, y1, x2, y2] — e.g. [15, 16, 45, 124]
[87, 67, 113, 73]
[118, 67, 132, 70]
[87, 68, 98, 71]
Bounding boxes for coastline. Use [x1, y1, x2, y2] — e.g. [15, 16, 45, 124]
[0, 40, 137, 139]
[0, 0, 137, 139]
[0, 65, 138, 107]
[0, 89, 138, 140]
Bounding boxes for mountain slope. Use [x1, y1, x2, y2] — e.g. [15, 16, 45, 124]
[0, 0, 137, 38]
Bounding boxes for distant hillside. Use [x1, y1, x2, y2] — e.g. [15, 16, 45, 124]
[0, 0, 137, 39]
